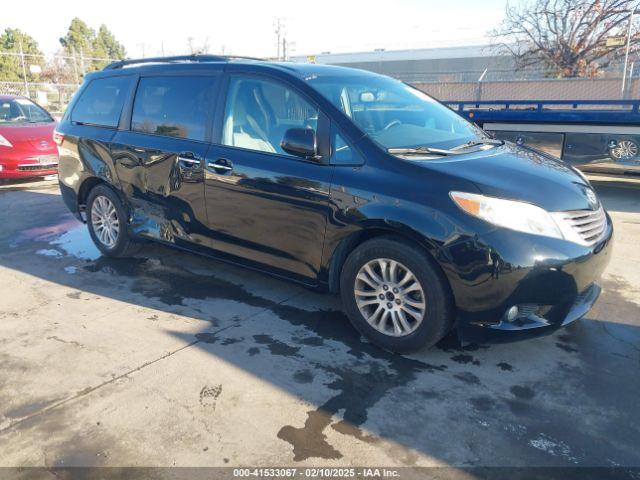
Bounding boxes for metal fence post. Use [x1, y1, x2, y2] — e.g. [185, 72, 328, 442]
[626, 62, 636, 99]
[622, 8, 638, 97]
[79, 48, 86, 77]
[476, 68, 487, 102]
[19, 40, 30, 98]
[70, 47, 80, 85]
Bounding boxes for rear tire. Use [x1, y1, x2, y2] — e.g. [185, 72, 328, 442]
[86, 184, 140, 257]
[340, 237, 454, 353]
[609, 140, 639, 161]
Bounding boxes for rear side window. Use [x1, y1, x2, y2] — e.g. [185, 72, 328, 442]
[131, 76, 218, 142]
[71, 76, 130, 127]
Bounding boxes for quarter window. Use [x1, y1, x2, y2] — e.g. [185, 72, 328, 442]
[222, 77, 318, 156]
[72, 76, 130, 127]
[131, 76, 218, 142]
[332, 126, 364, 165]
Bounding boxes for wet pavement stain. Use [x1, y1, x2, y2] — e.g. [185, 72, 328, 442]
[83, 257, 274, 310]
[278, 409, 343, 460]
[293, 369, 314, 384]
[510, 385, 536, 400]
[453, 372, 481, 385]
[470, 395, 497, 412]
[253, 335, 301, 357]
[293, 335, 324, 347]
[504, 398, 531, 416]
[556, 341, 579, 353]
[496, 362, 513, 371]
[195, 333, 219, 344]
[451, 354, 481, 366]
[79, 254, 468, 461]
[436, 332, 490, 353]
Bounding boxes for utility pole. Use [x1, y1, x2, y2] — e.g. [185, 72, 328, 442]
[18, 39, 29, 97]
[282, 37, 287, 61]
[622, 7, 639, 97]
[274, 18, 285, 60]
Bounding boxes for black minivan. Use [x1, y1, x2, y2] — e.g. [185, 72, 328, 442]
[56, 55, 613, 352]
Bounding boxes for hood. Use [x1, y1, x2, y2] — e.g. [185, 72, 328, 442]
[420, 143, 595, 212]
[0, 122, 57, 151]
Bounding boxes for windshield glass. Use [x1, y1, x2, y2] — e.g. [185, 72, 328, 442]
[0, 98, 53, 125]
[306, 73, 486, 150]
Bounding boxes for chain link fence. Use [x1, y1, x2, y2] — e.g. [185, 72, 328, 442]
[2, 51, 638, 114]
[412, 74, 640, 102]
[388, 64, 638, 101]
[0, 51, 118, 115]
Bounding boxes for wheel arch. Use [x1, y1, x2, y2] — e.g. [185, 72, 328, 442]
[77, 177, 105, 214]
[326, 222, 449, 295]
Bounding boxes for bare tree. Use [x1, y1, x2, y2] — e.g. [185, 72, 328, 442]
[490, 0, 640, 77]
[187, 37, 211, 55]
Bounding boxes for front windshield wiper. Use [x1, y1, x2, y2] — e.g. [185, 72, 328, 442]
[387, 146, 456, 156]
[450, 138, 504, 151]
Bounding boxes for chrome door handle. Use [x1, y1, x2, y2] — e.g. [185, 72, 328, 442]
[207, 159, 233, 173]
[178, 156, 201, 167]
[208, 162, 232, 170]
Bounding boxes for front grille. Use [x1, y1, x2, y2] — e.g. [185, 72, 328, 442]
[554, 206, 608, 246]
[17, 155, 59, 171]
[17, 164, 58, 171]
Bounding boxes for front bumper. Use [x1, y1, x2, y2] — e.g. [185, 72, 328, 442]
[0, 155, 58, 179]
[443, 216, 613, 344]
[0, 165, 58, 179]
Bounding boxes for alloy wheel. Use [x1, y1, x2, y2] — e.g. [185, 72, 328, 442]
[610, 140, 639, 161]
[354, 258, 426, 337]
[91, 195, 120, 249]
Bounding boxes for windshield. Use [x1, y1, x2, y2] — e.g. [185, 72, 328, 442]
[306, 73, 486, 151]
[0, 98, 53, 125]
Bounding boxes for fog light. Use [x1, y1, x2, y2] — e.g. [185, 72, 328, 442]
[0, 165, 3, 171]
[506, 306, 519, 322]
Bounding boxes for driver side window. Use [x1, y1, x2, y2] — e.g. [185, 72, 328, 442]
[222, 76, 318, 156]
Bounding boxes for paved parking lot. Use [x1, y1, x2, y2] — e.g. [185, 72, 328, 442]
[0, 178, 638, 469]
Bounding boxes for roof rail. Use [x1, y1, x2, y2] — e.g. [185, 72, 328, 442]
[103, 54, 263, 70]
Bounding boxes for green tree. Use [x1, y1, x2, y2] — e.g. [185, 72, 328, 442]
[59, 17, 95, 58]
[92, 25, 126, 69]
[60, 18, 126, 73]
[0, 28, 44, 82]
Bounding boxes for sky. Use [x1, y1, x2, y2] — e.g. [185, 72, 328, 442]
[1, 0, 510, 58]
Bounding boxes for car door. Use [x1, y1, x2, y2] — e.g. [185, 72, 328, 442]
[111, 73, 220, 248]
[204, 73, 333, 282]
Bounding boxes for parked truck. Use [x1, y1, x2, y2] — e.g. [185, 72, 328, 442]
[447, 100, 640, 177]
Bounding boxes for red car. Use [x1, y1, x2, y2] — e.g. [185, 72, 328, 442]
[0, 95, 59, 179]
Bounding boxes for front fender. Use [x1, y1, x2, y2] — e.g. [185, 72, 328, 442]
[321, 196, 488, 293]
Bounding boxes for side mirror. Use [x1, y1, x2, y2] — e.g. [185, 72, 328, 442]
[281, 128, 318, 159]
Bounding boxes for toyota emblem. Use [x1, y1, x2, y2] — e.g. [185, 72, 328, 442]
[585, 188, 598, 209]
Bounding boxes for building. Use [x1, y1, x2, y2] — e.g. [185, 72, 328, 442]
[289, 45, 515, 82]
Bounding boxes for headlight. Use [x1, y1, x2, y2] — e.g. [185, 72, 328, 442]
[0, 134, 12, 147]
[450, 191, 563, 240]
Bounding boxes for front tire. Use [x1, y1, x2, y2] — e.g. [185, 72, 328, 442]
[340, 237, 454, 353]
[86, 184, 139, 257]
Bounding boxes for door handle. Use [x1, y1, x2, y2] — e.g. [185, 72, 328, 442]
[177, 154, 201, 168]
[207, 159, 233, 174]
